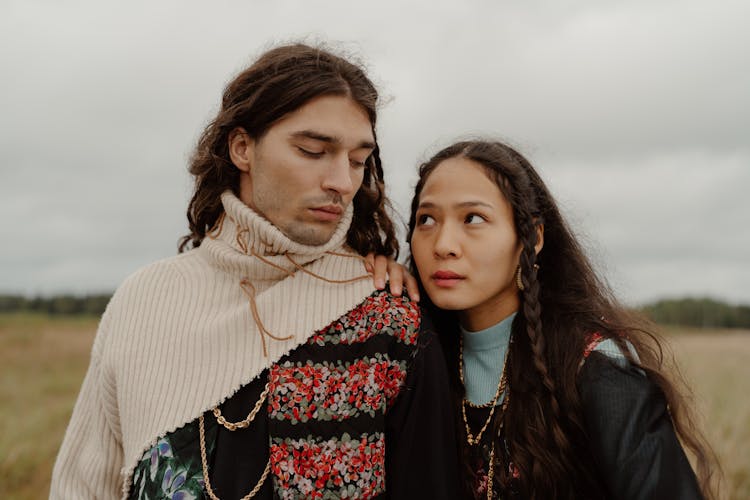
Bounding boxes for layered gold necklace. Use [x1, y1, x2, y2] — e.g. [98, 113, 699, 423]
[460, 335, 511, 499]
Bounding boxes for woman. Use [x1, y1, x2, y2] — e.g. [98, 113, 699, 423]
[407, 140, 717, 499]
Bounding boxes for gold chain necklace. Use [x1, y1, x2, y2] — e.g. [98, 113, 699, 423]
[198, 377, 271, 499]
[486, 440, 496, 500]
[198, 414, 270, 500]
[459, 335, 510, 446]
[212, 382, 270, 431]
[460, 335, 511, 499]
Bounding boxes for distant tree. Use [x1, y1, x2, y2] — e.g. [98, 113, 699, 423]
[642, 297, 750, 329]
[49, 295, 82, 315]
[737, 305, 750, 327]
[0, 293, 112, 316]
[82, 295, 111, 316]
[0, 295, 29, 312]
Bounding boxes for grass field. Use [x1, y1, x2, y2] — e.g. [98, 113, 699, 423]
[1, 314, 748, 499]
[668, 328, 750, 499]
[0, 313, 98, 500]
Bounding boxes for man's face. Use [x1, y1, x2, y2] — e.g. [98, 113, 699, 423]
[233, 95, 375, 246]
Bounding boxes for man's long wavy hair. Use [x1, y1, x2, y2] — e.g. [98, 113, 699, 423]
[408, 140, 718, 499]
[178, 43, 398, 257]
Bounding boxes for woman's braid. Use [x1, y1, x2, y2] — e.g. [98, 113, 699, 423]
[517, 211, 575, 466]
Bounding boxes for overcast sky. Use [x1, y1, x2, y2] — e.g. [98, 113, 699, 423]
[1, 0, 748, 305]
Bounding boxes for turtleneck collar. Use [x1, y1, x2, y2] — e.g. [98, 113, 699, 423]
[461, 312, 516, 353]
[201, 190, 355, 283]
[460, 312, 515, 406]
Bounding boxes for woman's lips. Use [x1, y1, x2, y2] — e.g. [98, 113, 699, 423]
[431, 270, 465, 288]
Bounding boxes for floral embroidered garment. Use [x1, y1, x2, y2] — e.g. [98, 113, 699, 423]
[129, 290, 458, 499]
[131, 421, 215, 500]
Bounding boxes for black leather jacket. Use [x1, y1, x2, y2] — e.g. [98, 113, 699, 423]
[578, 352, 704, 500]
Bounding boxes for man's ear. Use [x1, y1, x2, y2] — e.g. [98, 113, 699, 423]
[228, 127, 254, 173]
[535, 224, 544, 255]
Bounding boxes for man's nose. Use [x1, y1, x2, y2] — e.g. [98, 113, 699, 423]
[322, 154, 355, 196]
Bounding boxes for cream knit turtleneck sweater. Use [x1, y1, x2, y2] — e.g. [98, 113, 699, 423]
[50, 191, 376, 499]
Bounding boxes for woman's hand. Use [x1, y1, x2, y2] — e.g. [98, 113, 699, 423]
[364, 253, 420, 302]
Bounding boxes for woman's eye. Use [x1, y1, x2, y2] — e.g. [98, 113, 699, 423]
[350, 158, 367, 168]
[417, 214, 436, 226]
[465, 214, 485, 224]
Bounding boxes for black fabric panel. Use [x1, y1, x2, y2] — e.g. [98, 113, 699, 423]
[578, 352, 703, 500]
[210, 370, 273, 499]
[385, 310, 460, 500]
[277, 332, 416, 368]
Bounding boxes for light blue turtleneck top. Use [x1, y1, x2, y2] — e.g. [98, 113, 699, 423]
[460, 313, 515, 407]
[460, 313, 636, 406]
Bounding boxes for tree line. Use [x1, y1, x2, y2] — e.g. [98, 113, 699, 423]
[640, 297, 750, 329]
[1, 294, 749, 329]
[0, 294, 112, 316]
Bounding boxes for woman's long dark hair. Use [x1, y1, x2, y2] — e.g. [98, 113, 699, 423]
[408, 140, 718, 499]
[178, 43, 398, 258]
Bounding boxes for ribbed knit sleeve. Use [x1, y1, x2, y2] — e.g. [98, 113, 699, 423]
[50, 310, 123, 499]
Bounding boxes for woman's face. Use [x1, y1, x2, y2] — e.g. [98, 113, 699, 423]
[411, 157, 524, 331]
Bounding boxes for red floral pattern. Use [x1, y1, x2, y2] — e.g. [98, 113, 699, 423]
[583, 331, 604, 359]
[308, 293, 420, 347]
[265, 291, 420, 498]
[270, 433, 385, 499]
[269, 356, 407, 422]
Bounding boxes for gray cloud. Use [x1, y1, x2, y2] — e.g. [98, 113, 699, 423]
[1, 0, 748, 305]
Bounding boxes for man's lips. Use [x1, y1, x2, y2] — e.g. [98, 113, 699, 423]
[309, 205, 343, 222]
[431, 270, 465, 288]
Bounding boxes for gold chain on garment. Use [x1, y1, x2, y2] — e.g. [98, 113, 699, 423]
[212, 382, 270, 431]
[199, 412, 270, 500]
[199, 373, 271, 499]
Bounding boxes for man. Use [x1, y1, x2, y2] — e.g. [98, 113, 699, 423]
[51, 44, 457, 499]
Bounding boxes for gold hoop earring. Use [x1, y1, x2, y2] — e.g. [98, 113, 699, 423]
[516, 265, 524, 291]
[516, 264, 540, 292]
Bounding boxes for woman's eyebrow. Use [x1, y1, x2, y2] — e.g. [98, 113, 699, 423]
[418, 200, 493, 209]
